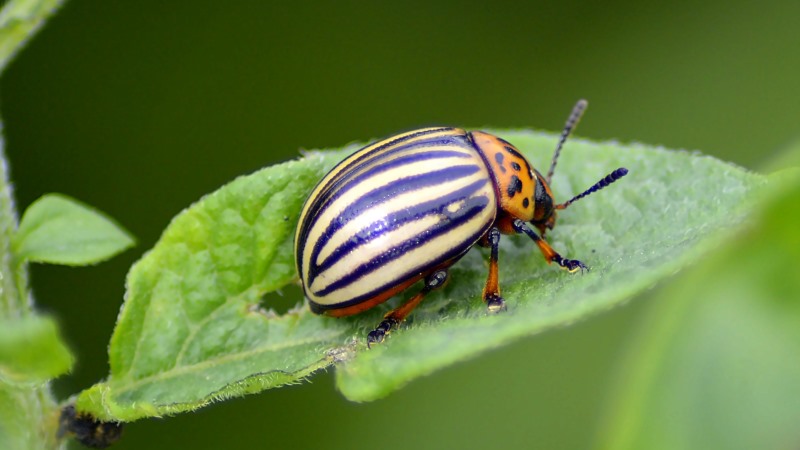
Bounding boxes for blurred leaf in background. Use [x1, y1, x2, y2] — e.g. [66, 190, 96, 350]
[599, 167, 800, 450]
[0, 315, 73, 386]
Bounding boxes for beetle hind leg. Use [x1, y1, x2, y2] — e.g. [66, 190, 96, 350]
[483, 227, 506, 313]
[367, 269, 449, 347]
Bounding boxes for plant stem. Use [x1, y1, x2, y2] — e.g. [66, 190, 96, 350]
[0, 1, 68, 450]
[0, 124, 26, 319]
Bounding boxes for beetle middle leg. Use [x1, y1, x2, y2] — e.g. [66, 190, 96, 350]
[511, 219, 587, 272]
[367, 269, 449, 347]
[482, 227, 506, 313]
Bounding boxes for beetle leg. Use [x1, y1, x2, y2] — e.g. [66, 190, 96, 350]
[511, 219, 588, 272]
[483, 227, 506, 313]
[367, 269, 448, 347]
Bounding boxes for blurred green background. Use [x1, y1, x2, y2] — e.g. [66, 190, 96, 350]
[2, 1, 799, 449]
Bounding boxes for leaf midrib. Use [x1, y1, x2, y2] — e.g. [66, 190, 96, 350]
[113, 327, 345, 396]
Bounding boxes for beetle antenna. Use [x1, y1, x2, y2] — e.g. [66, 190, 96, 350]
[556, 168, 629, 210]
[547, 99, 588, 185]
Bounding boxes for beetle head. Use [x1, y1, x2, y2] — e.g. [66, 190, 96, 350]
[530, 169, 557, 235]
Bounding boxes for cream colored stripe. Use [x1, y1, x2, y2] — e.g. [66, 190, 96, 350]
[295, 128, 464, 254]
[308, 184, 496, 305]
[315, 170, 487, 265]
[323, 144, 474, 194]
[301, 158, 479, 278]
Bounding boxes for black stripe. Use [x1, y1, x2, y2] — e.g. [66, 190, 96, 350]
[310, 177, 489, 281]
[313, 193, 490, 297]
[307, 164, 481, 278]
[313, 128, 458, 203]
[301, 144, 474, 246]
[310, 134, 474, 217]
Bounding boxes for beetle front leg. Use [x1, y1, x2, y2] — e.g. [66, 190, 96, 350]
[511, 219, 587, 272]
[367, 269, 449, 347]
[482, 227, 506, 313]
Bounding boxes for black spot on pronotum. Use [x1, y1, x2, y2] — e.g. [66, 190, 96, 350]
[496, 136, 513, 146]
[522, 198, 530, 208]
[494, 152, 507, 172]
[507, 175, 523, 197]
[59, 405, 123, 449]
[511, 162, 521, 171]
[502, 145, 525, 160]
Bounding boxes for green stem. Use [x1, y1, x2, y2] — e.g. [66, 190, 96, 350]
[0, 1, 68, 450]
[0, 124, 26, 319]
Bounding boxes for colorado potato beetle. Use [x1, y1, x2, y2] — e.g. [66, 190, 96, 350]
[295, 100, 627, 345]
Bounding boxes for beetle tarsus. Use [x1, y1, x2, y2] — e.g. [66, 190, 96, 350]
[486, 294, 506, 313]
[367, 318, 399, 348]
[555, 256, 588, 273]
[366, 270, 449, 347]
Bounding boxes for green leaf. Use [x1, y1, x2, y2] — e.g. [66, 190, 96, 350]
[0, 315, 73, 385]
[335, 132, 765, 401]
[595, 168, 800, 450]
[76, 151, 356, 421]
[13, 193, 135, 266]
[77, 132, 764, 420]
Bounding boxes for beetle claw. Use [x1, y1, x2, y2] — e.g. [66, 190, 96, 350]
[367, 330, 385, 348]
[566, 259, 589, 273]
[486, 294, 507, 313]
[555, 256, 588, 273]
[366, 317, 398, 348]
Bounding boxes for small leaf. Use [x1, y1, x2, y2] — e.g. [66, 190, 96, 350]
[0, 315, 74, 385]
[596, 169, 800, 450]
[77, 132, 764, 420]
[13, 193, 135, 266]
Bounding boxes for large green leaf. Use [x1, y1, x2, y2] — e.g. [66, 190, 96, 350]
[76, 131, 764, 420]
[596, 168, 800, 450]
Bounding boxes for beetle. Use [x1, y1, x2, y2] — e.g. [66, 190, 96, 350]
[294, 100, 627, 345]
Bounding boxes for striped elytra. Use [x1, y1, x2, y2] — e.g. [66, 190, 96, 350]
[294, 100, 629, 345]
